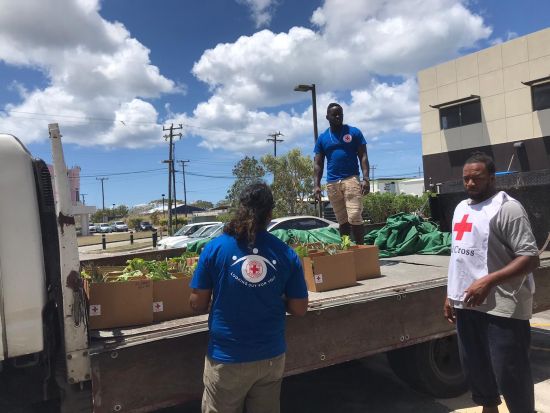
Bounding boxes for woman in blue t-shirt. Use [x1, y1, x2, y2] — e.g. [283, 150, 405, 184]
[190, 182, 309, 413]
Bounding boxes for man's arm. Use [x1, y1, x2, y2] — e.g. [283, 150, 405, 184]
[190, 288, 212, 314]
[286, 297, 308, 316]
[314, 153, 325, 201]
[357, 144, 370, 195]
[463, 255, 539, 307]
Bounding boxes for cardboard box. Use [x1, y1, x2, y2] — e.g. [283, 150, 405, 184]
[186, 256, 199, 266]
[85, 279, 153, 330]
[349, 245, 381, 280]
[301, 250, 356, 292]
[152, 275, 195, 322]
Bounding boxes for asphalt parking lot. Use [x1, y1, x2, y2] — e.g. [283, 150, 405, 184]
[160, 311, 550, 413]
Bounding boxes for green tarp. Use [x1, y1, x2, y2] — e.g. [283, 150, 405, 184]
[186, 213, 451, 258]
[364, 213, 451, 258]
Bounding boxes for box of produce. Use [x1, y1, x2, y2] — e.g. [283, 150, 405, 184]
[82, 266, 153, 330]
[294, 243, 356, 292]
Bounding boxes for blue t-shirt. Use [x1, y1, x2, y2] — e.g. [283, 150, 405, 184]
[314, 124, 367, 182]
[191, 231, 308, 363]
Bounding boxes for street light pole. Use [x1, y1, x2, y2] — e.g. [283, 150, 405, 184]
[294, 83, 321, 217]
[161, 194, 165, 218]
[294, 83, 318, 144]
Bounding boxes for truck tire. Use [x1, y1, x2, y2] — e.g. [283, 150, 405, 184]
[386, 335, 467, 398]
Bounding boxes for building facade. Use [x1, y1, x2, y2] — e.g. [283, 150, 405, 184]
[419, 28, 550, 188]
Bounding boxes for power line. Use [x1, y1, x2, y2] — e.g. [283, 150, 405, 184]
[5, 109, 268, 137]
[78, 168, 165, 178]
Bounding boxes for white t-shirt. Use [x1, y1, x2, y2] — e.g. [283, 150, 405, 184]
[447, 191, 538, 320]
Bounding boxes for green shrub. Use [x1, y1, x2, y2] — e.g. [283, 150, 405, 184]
[363, 192, 430, 223]
[128, 217, 142, 230]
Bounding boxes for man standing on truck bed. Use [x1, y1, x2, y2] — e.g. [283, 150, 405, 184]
[444, 152, 540, 413]
[190, 182, 309, 413]
[314, 102, 370, 244]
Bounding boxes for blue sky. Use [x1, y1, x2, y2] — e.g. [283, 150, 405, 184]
[1, 0, 549, 209]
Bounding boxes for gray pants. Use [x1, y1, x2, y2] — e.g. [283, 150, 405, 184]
[202, 353, 286, 413]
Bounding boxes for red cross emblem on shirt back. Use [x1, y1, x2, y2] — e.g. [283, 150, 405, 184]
[454, 214, 473, 241]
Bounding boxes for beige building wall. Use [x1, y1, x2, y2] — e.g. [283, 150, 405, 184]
[419, 28, 550, 156]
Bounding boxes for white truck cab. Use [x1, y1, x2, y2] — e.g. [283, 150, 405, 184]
[0, 134, 47, 361]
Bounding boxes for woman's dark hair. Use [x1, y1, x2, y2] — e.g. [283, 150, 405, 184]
[464, 151, 496, 175]
[224, 182, 274, 248]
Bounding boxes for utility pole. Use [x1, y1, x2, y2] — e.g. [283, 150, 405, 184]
[80, 193, 87, 205]
[163, 124, 182, 235]
[266, 132, 284, 157]
[370, 165, 377, 193]
[96, 177, 108, 222]
[172, 159, 178, 230]
[177, 160, 190, 217]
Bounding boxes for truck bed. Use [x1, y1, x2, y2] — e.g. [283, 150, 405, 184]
[89, 253, 550, 353]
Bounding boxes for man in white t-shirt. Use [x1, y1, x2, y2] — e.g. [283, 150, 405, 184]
[444, 152, 540, 413]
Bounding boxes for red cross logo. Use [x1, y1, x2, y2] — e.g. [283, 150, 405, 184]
[454, 214, 473, 241]
[241, 257, 267, 283]
[155, 303, 161, 310]
[246, 261, 263, 278]
[90, 305, 100, 316]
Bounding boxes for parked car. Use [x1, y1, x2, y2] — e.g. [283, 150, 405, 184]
[111, 221, 128, 232]
[136, 221, 154, 231]
[96, 223, 112, 233]
[157, 221, 221, 249]
[267, 215, 338, 231]
[88, 223, 96, 234]
[165, 223, 225, 249]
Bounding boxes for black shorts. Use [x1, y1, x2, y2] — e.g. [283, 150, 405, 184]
[455, 308, 534, 413]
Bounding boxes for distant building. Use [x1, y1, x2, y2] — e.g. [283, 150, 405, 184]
[47, 164, 96, 235]
[371, 178, 424, 196]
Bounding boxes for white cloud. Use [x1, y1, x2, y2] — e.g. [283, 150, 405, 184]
[0, 0, 178, 147]
[237, 0, 278, 28]
[183, 0, 490, 152]
[165, 78, 419, 155]
[490, 30, 518, 46]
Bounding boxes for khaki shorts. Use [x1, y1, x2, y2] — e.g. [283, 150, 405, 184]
[202, 353, 286, 413]
[326, 176, 364, 225]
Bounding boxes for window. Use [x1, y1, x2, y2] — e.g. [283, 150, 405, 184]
[439, 100, 481, 130]
[532, 82, 550, 112]
[296, 218, 329, 231]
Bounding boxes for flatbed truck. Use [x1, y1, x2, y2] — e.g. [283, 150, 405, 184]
[1, 124, 549, 412]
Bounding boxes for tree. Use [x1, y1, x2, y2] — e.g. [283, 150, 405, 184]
[191, 200, 214, 210]
[261, 149, 315, 217]
[226, 156, 266, 205]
